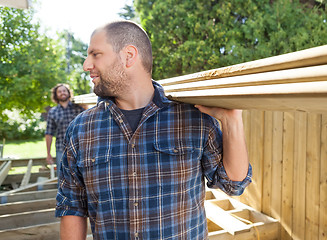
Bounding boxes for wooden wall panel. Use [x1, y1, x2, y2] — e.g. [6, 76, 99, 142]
[320, 115, 327, 240]
[239, 111, 327, 240]
[292, 112, 307, 240]
[281, 112, 295, 240]
[306, 115, 321, 240]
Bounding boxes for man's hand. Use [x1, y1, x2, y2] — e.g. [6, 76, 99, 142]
[194, 105, 242, 125]
[195, 105, 249, 182]
[46, 154, 54, 165]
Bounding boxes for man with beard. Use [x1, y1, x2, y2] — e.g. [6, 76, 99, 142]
[56, 21, 252, 240]
[45, 84, 85, 176]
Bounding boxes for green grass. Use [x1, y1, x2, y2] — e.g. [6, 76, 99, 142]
[3, 137, 56, 159]
[2, 137, 57, 174]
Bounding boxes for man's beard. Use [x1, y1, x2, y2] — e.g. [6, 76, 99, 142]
[58, 94, 70, 102]
[93, 62, 129, 98]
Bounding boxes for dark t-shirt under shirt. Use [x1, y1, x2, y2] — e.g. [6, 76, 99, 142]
[120, 107, 145, 133]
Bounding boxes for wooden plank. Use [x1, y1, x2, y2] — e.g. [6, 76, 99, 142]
[0, 178, 57, 196]
[320, 114, 327, 240]
[0, 222, 60, 240]
[0, 160, 11, 186]
[262, 111, 273, 216]
[0, 220, 92, 240]
[166, 81, 327, 113]
[20, 159, 33, 187]
[158, 44, 327, 86]
[0, 157, 47, 167]
[238, 110, 251, 205]
[163, 65, 327, 92]
[1, 171, 51, 186]
[0, 189, 57, 204]
[0, 208, 57, 230]
[270, 111, 283, 239]
[281, 112, 295, 240]
[306, 114, 321, 240]
[292, 112, 307, 240]
[247, 110, 264, 211]
[204, 200, 251, 235]
[0, 198, 56, 215]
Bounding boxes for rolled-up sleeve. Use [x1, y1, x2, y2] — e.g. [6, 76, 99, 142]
[202, 119, 252, 196]
[55, 124, 88, 218]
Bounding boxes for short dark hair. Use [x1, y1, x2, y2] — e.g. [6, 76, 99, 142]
[96, 20, 153, 74]
[51, 83, 72, 104]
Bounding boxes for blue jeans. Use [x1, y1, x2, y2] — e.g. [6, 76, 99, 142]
[56, 150, 63, 177]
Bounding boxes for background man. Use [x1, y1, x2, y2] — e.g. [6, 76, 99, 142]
[56, 21, 252, 239]
[45, 83, 85, 175]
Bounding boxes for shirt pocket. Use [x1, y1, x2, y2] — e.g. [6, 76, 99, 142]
[153, 141, 201, 187]
[77, 154, 111, 201]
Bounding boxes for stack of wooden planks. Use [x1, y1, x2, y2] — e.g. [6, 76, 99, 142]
[157, 45, 327, 113]
[74, 45, 327, 113]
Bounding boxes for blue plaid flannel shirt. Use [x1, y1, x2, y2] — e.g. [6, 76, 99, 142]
[45, 101, 84, 152]
[55, 81, 252, 240]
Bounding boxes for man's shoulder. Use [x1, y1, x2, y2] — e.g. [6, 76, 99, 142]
[48, 105, 60, 115]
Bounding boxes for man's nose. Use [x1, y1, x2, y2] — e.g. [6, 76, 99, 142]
[83, 57, 93, 71]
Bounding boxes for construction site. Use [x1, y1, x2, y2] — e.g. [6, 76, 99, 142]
[1, 44, 326, 239]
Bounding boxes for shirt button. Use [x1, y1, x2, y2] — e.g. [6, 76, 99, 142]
[135, 233, 139, 238]
[91, 158, 95, 162]
[173, 148, 179, 153]
[119, 119, 123, 123]
[134, 202, 138, 207]
[131, 144, 135, 148]
[133, 172, 137, 177]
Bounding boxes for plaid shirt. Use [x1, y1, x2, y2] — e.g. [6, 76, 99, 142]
[45, 101, 84, 152]
[55, 81, 252, 240]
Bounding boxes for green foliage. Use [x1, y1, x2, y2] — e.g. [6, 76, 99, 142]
[0, 6, 91, 140]
[119, 4, 137, 20]
[60, 31, 91, 95]
[0, 110, 46, 140]
[134, 0, 327, 79]
[0, 6, 67, 120]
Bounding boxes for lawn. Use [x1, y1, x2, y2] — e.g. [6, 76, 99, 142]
[3, 137, 56, 159]
[2, 138, 57, 174]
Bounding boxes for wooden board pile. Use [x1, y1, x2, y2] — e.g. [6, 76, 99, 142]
[205, 189, 278, 240]
[158, 45, 327, 113]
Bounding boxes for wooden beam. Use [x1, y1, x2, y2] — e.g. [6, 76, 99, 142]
[0, 222, 60, 240]
[163, 65, 327, 92]
[20, 159, 33, 187]
[0, 189, 57, 204]
[204, 200, 251, 235]
[166, 81, 327, 113]
[0, 178, 57, 195]
[0, 160, 11, 186]
[0, 198, 56, 215]
[1, 171, 51, 186]
[0, 208, 57, 230]
[158, 45, 327, 86]
[0, 157, 47, 167]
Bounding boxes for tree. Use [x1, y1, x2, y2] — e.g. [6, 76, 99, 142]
[0, 6, 67, 121]
[134, 0, 327, 79]
[60, 30, 91, 96]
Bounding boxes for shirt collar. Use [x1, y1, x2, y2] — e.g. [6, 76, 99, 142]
[58, 101, 72, 108]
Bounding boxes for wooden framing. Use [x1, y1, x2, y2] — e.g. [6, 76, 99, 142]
[0, 160, 11, 186]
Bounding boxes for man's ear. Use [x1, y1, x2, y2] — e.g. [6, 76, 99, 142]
[124, 45, 138, 68]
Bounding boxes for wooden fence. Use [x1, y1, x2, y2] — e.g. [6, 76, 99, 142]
[236, 110, 327, 240]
